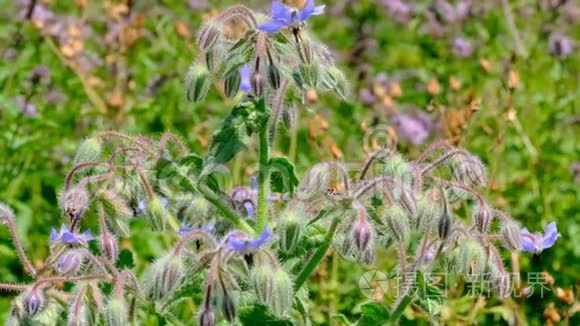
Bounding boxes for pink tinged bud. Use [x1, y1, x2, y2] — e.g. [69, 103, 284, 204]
[451, 154, 487, 187]
[352, 212, 373, 252]
[101, 233, 119, 262]
[197, 23, 220, 52]
[55, 250, 84, 276]
[495, 272, 511, 299]
[473, 203, 493, 233]
[22, 289, 46, 316]
[199, 308, 216, 326]
[384, 204, 410, 243]
[222, 292, 236, 322]
[250, 70, 264, 97]
[61, 186, 89, 222]
[502, 219, 522, 251]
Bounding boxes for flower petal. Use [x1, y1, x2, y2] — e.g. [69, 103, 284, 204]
[250, 227, 271, 249]
[544, 222, 557, 236]
[239, 65, 252, 92]
[61, 232, 78, 244]
[257, 21, 285, 33]
[541, 225, 560, 249]
[300, 0, 315, 20]
[312, 5, 326, 16]
[271, 1, 292, 23]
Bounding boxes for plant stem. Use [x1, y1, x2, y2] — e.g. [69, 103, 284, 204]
[256, 126, 270, 233]
[294, 217, 340, 291]
[197, 183, 254, 235]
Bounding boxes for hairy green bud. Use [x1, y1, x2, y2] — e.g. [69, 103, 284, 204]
[383, 204, 410, 243]
[267, 64, 281, 90]
[254, 265, 274, 306]
[146, 198, 167, 231]
[103, 298, 127, 326]
[224, 70, 241, 98]
[502, 219, 522, 251]
[383, 153, 413, 199]
[74, 137, 102, 165]
[144, 254, 184, 300]
[299, 63, 319, 88]
[185, 64, 211, 103]
[278, 209, 303, 254]
[271, 269, 294, 316]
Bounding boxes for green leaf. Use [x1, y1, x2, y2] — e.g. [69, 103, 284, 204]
[117, 249, 135, 269]
[238, 305, 293, 326]
[269, 157, 299, 194]
[333, 314, 353, 325]
[357, 302, 390, 326]
[203, 99, 269, 174]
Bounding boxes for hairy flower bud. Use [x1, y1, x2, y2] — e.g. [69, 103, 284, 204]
[399, 189, 417, 218]
[271, 269, 294, 316]
[22, 289, 46, 316]
[224, 70, 241, 98]
[438, 210, 452, 241]
[450, 240, 484, 276]
[104, 298, 127, 326]
[414, 191, 439, 230]
[297, 37, 314, 64]
[0, 203, 14, 224]
[383, 153, 413, 199]
[74, 137, 102, 165]
[383, 204, 410, 243]
[451, 154, 487, 187]
[61, 186, 89, 222]
[254, 265, 274, 306]
[199, 307, 216, 326]
[326, 66, 349, 99]
[100, 232, 119, 262]
[146, 197, 167, 231]
[299, 63, 319, 88]
[278, 210, 303, 254]
[144, 254, 184, 300]
[251, 70, 264, 97]
[282, 104, 297, 130]
[473, 203, 493, 233]
[502, 219, 522, 251]
[185, 64, 211, 103]
[55, 250, 84, 276]
[222, 292, 236, 322]
[197, 22, 220, 52]
[267, 64, 281, 90]
[352, 215, 373, 253]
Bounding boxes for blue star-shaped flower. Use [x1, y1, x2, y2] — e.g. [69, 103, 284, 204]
[239, 65, 252, 93]
[50, 224, 94, 245]
[258, 0, 325, 33]
[227, 227, 271, 252]
[520, 222, 560, 254]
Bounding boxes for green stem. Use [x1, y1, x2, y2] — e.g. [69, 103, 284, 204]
[256, 127, 270, 232]
[294, 217, 340, 291]
[197, 183, 255, 235]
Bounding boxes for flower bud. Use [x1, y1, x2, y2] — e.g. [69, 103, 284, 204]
[205, 50, 219, 72]
[61, 186, 89, 222]
[55, 250, 84, 276]
[144, 254, 184, 300]
[271, 269, 294, 316]
[502, 219, 522, 251]
[297, 38, 314, 64]
[74, 137, 102, 165]
[22, 289, 46, 316]
[199, 307, 216, 326]
[495, 272, 511, 299]
[449, 240, 484, 276]
[437, 210, 452, 240]
[146, 197, 167, 231]
[414, 191, 439, 230]
[299, 63, 319, 88]
[360, 245, 375, 265]
[267, 64, 281, 90]
[326, 66, 349, 99]
[278, 210, 303, 254]
[67, 301, 89, 326]
[222, 292, 236, 322]
[251, 70, 264, 97]
[197, 22, 220, 52]
[473, 203, 493, 233]
[224, 70, 241, 98]
[451, 154, 487, 187]
[100, 232, 119, 262]
[399, 189, 417, 219]
[185, 64, 211, 103]
[254, 265, 274, 306]
[282, 104, 297, 130]
[383, 153, 413, 199]
[383, 205, 410, 243]
[103, 298, 127, 326]
[0, 203, 14, 224]
[352, 216, 373, 253]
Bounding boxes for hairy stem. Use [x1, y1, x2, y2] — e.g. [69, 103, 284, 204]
[256, 126, 270, 233]
[6, 217, 36, 277]
[295, 216, 341, 291]
[197, 183, 254, 235]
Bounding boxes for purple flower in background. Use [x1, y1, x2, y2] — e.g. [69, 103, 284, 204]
[13, 96, 37, 118]
[520, 222, 561, 254]
[392, 111, 433, 145]
[177, 222, 216, 237]
[381, 0, 412, 24]
[4, 48, 18, 61]
[239, 65, 252, 93]
[452, 37, 473, 57]
[50, 225, 94, 245]
[257, 0, 325, 33]
[549, 34, 573, 58]
[227, 227, 271, 252]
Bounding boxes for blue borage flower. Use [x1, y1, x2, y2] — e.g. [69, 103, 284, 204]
[520, 222, 560, 254]
[257, 0, 325, 33]
[226, 227, 271, 252]
[239, 65, 252, 93]
[50, 225, 94, 245]
[177, 222, 216, 237]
